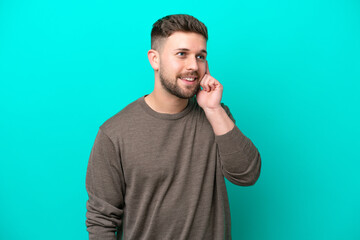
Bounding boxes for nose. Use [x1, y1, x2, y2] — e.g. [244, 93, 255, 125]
[185, 56, 199, 71]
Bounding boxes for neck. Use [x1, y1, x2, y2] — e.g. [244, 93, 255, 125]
[144, 89, 189, 114]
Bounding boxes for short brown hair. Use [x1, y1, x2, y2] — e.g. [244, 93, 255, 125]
[151, 14, 208, 51]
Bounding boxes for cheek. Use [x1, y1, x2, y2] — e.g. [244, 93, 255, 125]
[162, 57, 183, 73]
[168, 62, 184, 78]
[170, 59, 183, 71]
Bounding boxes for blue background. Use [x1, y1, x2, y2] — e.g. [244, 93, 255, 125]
[1, 0, 359, 239]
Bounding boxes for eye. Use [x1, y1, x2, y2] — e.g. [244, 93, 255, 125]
[176, 52, 186, 56]
[197, 55, 206, 60]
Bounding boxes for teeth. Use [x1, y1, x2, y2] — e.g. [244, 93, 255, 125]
[181, 77, 195, 81]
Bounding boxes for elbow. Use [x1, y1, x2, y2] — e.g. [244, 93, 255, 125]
[241, 164, 261, 186]
[244, 153, 262, 186]
[85, 194, 124, 237]
[222, 152, 262, 186]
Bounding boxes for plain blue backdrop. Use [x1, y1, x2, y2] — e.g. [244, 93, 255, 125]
[1, 0, 359, 239]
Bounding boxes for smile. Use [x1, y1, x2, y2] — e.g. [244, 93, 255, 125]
[179, 77, 197, 83]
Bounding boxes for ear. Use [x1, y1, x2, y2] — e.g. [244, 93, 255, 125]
[148, 49, 160, 71]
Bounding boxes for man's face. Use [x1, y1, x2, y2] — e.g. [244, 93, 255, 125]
[157, 31, 207, 99]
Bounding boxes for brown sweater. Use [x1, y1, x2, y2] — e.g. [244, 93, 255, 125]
[85, 95, 261, 240]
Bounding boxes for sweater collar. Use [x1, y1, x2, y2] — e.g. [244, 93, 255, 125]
[138, 94, 195, 120]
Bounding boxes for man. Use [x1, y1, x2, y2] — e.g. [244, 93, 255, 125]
[85, 14, 261, 240]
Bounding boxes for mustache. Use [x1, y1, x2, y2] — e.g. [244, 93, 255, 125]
[177, 71, 200, 78]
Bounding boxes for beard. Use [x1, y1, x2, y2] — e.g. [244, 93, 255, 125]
[159, 68, 201, 99]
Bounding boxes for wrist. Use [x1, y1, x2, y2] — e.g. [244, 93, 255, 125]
[203, 106, 235, 136]
[202, 105, 223, 115]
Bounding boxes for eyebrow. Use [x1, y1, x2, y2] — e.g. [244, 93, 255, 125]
[174, 48, 207, 54]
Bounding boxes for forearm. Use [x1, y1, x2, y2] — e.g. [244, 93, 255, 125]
[206, 105, 261, 186]
[203, 106, 235, 136]
[215, 126, 261, 186]
[86, 128, 125, 238]
[86, 194, 121, 240]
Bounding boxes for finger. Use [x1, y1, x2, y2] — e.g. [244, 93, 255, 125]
[206, 79, 213, 92]
[201, 76, 210, 92]
[204, 77, 212, 92]
[206, 60, 210, 76]
[204, 75, 216, 92]
[199, 75, 205, 91]
[211, 78, 218, 91]
[200, 79, 208, 92]
[199, 79, 205, 91]
[208, 77, 218, 92]
[210, 79, 220, 91]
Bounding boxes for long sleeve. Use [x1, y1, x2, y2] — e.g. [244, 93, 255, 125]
[215, 104, 261, 186]
[85, 128, 125, 240]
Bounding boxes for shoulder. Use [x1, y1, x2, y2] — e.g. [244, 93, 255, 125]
[99, 96, 144, 138]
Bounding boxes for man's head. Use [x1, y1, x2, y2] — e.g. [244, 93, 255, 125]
[151, 14, 208, 52]
[148, 14, 208, 99]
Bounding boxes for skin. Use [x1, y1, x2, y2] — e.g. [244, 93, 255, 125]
[146, 31, 234, 135]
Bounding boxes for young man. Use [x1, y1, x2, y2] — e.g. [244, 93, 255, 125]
[85, 14, 261, 240]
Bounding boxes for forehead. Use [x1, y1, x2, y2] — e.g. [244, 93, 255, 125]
[163, 31, 207, 52]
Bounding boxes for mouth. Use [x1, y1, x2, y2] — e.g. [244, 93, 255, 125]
[178, 76, 198, 84]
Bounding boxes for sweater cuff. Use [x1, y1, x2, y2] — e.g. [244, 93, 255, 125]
[214, 125, 248, 155]
[89, 235, 116, 240]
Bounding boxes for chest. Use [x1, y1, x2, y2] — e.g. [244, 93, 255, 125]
[120, 116, 216, 188]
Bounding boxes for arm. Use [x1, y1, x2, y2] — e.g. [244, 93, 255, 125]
[197, 61, 261, 186]
[207, 104, 261, 186]
[85, 128, 125, 239]
[202, 105, 234, 136]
